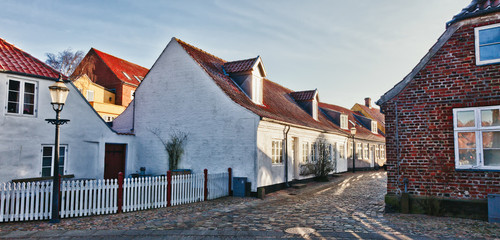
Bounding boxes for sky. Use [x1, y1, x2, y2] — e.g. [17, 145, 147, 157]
[1, 0, 472, 109]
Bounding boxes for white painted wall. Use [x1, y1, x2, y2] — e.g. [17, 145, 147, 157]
[257, 120, 348, 189]
[0, 73, 135, 183]
[131, 39, 260, 189]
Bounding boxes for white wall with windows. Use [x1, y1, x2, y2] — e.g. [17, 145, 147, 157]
[453, 106, 500, 170]
[0, 73, 135, 183]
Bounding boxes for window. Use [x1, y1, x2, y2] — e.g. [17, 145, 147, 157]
[41, 145, 67, 177]
[356, 143, 362, 159]
[122, 72, 131, 80]
[371, 121, 378, 134]
[86, 90, 94, 102]
[252, 77, 262, 105]
[302, 142, 309, 163]
[104, 116, 115, 122]
[7, 79, 37, 116]
[272, 140, 283, 164]
[311, 142, 317, 162]
[376, 146, 380, 159]
[475, 23, 500, 65]
[364, 144, 369, 160]
[347, 141, 353, 159]
[454, 106, 500, 169]
[340, 114, 348, 129]
[339, 143, 345, 159]
[131, 90, 135, 100]
[380, 145, 385, 160]
[134, 75, 142, 83]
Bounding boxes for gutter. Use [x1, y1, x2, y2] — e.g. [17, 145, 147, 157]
[260, 117, 348, 137]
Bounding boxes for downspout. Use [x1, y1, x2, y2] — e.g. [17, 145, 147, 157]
[283, 125, 291, 187]
[131, 98, 136, 132]
[395, 100, 401, 195]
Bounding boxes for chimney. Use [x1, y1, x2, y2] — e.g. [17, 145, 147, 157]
[365, 97, 371, 108]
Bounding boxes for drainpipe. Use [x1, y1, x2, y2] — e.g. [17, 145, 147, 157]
[283, 125, 291, 187]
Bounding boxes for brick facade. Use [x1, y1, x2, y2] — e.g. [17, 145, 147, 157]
[380, 16, 500, 200]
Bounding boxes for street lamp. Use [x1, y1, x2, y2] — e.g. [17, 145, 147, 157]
[46, 76, 70, 223]
[350, 127, 356, 173]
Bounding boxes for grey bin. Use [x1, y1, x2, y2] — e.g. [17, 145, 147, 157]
[489, 194, 500, 223]
[233, 177, 247, 197]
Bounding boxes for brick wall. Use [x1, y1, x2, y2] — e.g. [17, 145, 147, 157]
[381, 17, 500, 200]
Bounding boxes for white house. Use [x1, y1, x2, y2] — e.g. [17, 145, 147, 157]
[0, 37, 135, 183]
[113, 38, 385, 193]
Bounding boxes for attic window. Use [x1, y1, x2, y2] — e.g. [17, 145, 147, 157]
[475, 23, 500, 65]
[371, 121, 378, 134]
[340, 114, 348, 129]
[312, 99, 318, 120]
[122, 72, 131, 80]
[134, 75, 142, 83]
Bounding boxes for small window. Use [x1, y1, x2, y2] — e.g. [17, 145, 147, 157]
[302, 142, 309, 163]
[7, 79, 37, 116]
[86, 90, 94, 102]
[122, 72, 131, 80]
[340, 114, 348, 129]
[380, 145, 385, 160]
[363, 144, 369, 160]
[475, 23, 500, 65]
[371, 121, 378, 134]
[356, 143, 362, 159]
[272, 140, 283, 164]
[131, 90, 135, 100]
[310, 142, 317, 162]
[41, 145, 67, 177]
[312, 99, 318, 121]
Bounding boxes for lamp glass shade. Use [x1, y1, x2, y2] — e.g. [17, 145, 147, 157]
[48, 81, 70, 105]
[350, 127, 357, 135]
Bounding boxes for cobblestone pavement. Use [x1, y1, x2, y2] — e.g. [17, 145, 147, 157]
[0, 171, 499, 239]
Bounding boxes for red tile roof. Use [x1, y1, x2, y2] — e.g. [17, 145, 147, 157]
[224, 57, 258, 73]
[354, 104, 385, 125]
[0, 38, 61, 80]
[175, 38, 383, 139]
[319, 102, 385, 142]
[92, 48, 149, 86]
[290, 90, 317, 101]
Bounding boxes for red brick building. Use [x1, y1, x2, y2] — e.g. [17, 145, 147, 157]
[377, 0, 500, 219]
[72, 48, 149, 107]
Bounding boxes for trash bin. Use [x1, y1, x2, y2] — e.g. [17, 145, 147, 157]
[488, 194, 500, 223]
[233, 177, 247, 197]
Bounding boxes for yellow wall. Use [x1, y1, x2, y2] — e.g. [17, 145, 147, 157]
[73, 75, 126, 121]
[351, 104, 386, 134]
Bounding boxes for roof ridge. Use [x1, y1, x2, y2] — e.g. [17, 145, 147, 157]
[92, 48, 148, 70]
[225, 56, 259, 64]
[174, 38, 227, 63]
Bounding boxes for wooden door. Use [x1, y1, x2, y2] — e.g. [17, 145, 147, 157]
[104, 144, 126, 179]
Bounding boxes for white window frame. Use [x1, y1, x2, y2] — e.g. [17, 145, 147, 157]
[356, 143, 362, 159]
[340, 114, 348, 129]
[371, 121, 378, 134]
[86, 90, 95, 102]
[312, 99, 318, 121]
[6, 79, 38, 116]
[302, 142, 309, 163]
[41, 145, 68, 177]
[453, 106, 500, 170]
[339, 143, 345, 159]
[252, 76, 263, 105]
[475, 23, 500, 66]
[363, 143, 369, 160]
[380, 145, 385, 159]
[271, 139, 283, 164]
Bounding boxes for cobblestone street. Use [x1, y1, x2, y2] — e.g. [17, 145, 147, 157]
[0, 171, 499, 239]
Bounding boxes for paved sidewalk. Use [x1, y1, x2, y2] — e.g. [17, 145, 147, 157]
[0, 171, 499, 239]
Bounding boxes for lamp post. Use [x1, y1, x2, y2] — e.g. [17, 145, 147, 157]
[350, 127, 356, 173]
[46, 76, 70, 223]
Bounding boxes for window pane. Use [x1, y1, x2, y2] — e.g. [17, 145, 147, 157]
[479, 27, 500, 45]
[8, 80, 20, 91]
[59, 166, 64, 175]
[457, 111, 475, 127]
[458, 132, 476, 148]
[7, 102, 19, 113]
[43, 146, 52, 156]
[8, 91, 19, 103]
[42, 168, 51, 177]
[458, 149, 476, 165]
[483, 131, 500, 166]
[23, 103, 34, 115]
[42, 157, 52, 167]
[481, 109, 500, 127]
[24, 82, 35, 94]
[479, 44, 500, 61]
[24, 93, 34, 105]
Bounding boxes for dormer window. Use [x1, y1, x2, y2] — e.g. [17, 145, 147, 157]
[475, 23, 500, 65]
[371, 121, 378, 134]
[312, 99, 318, 121]
[224, 56, 266, 105]
[252, 76, 263, 105]
[340, 114, 348, 129]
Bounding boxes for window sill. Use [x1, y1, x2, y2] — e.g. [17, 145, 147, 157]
[455, 167, 500, 172]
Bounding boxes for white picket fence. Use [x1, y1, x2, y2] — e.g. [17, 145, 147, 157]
[1, 171, 230, 222]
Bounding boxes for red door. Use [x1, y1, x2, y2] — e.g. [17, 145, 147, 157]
[104, 144, 126, 179]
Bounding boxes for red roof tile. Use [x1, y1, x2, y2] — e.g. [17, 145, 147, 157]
[319, 102, 385, 142]
[224, 57, 258, 73]
[290, 90, 317, 101]
[0, 38, 61, 80]
[92, 48, 149, 86]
